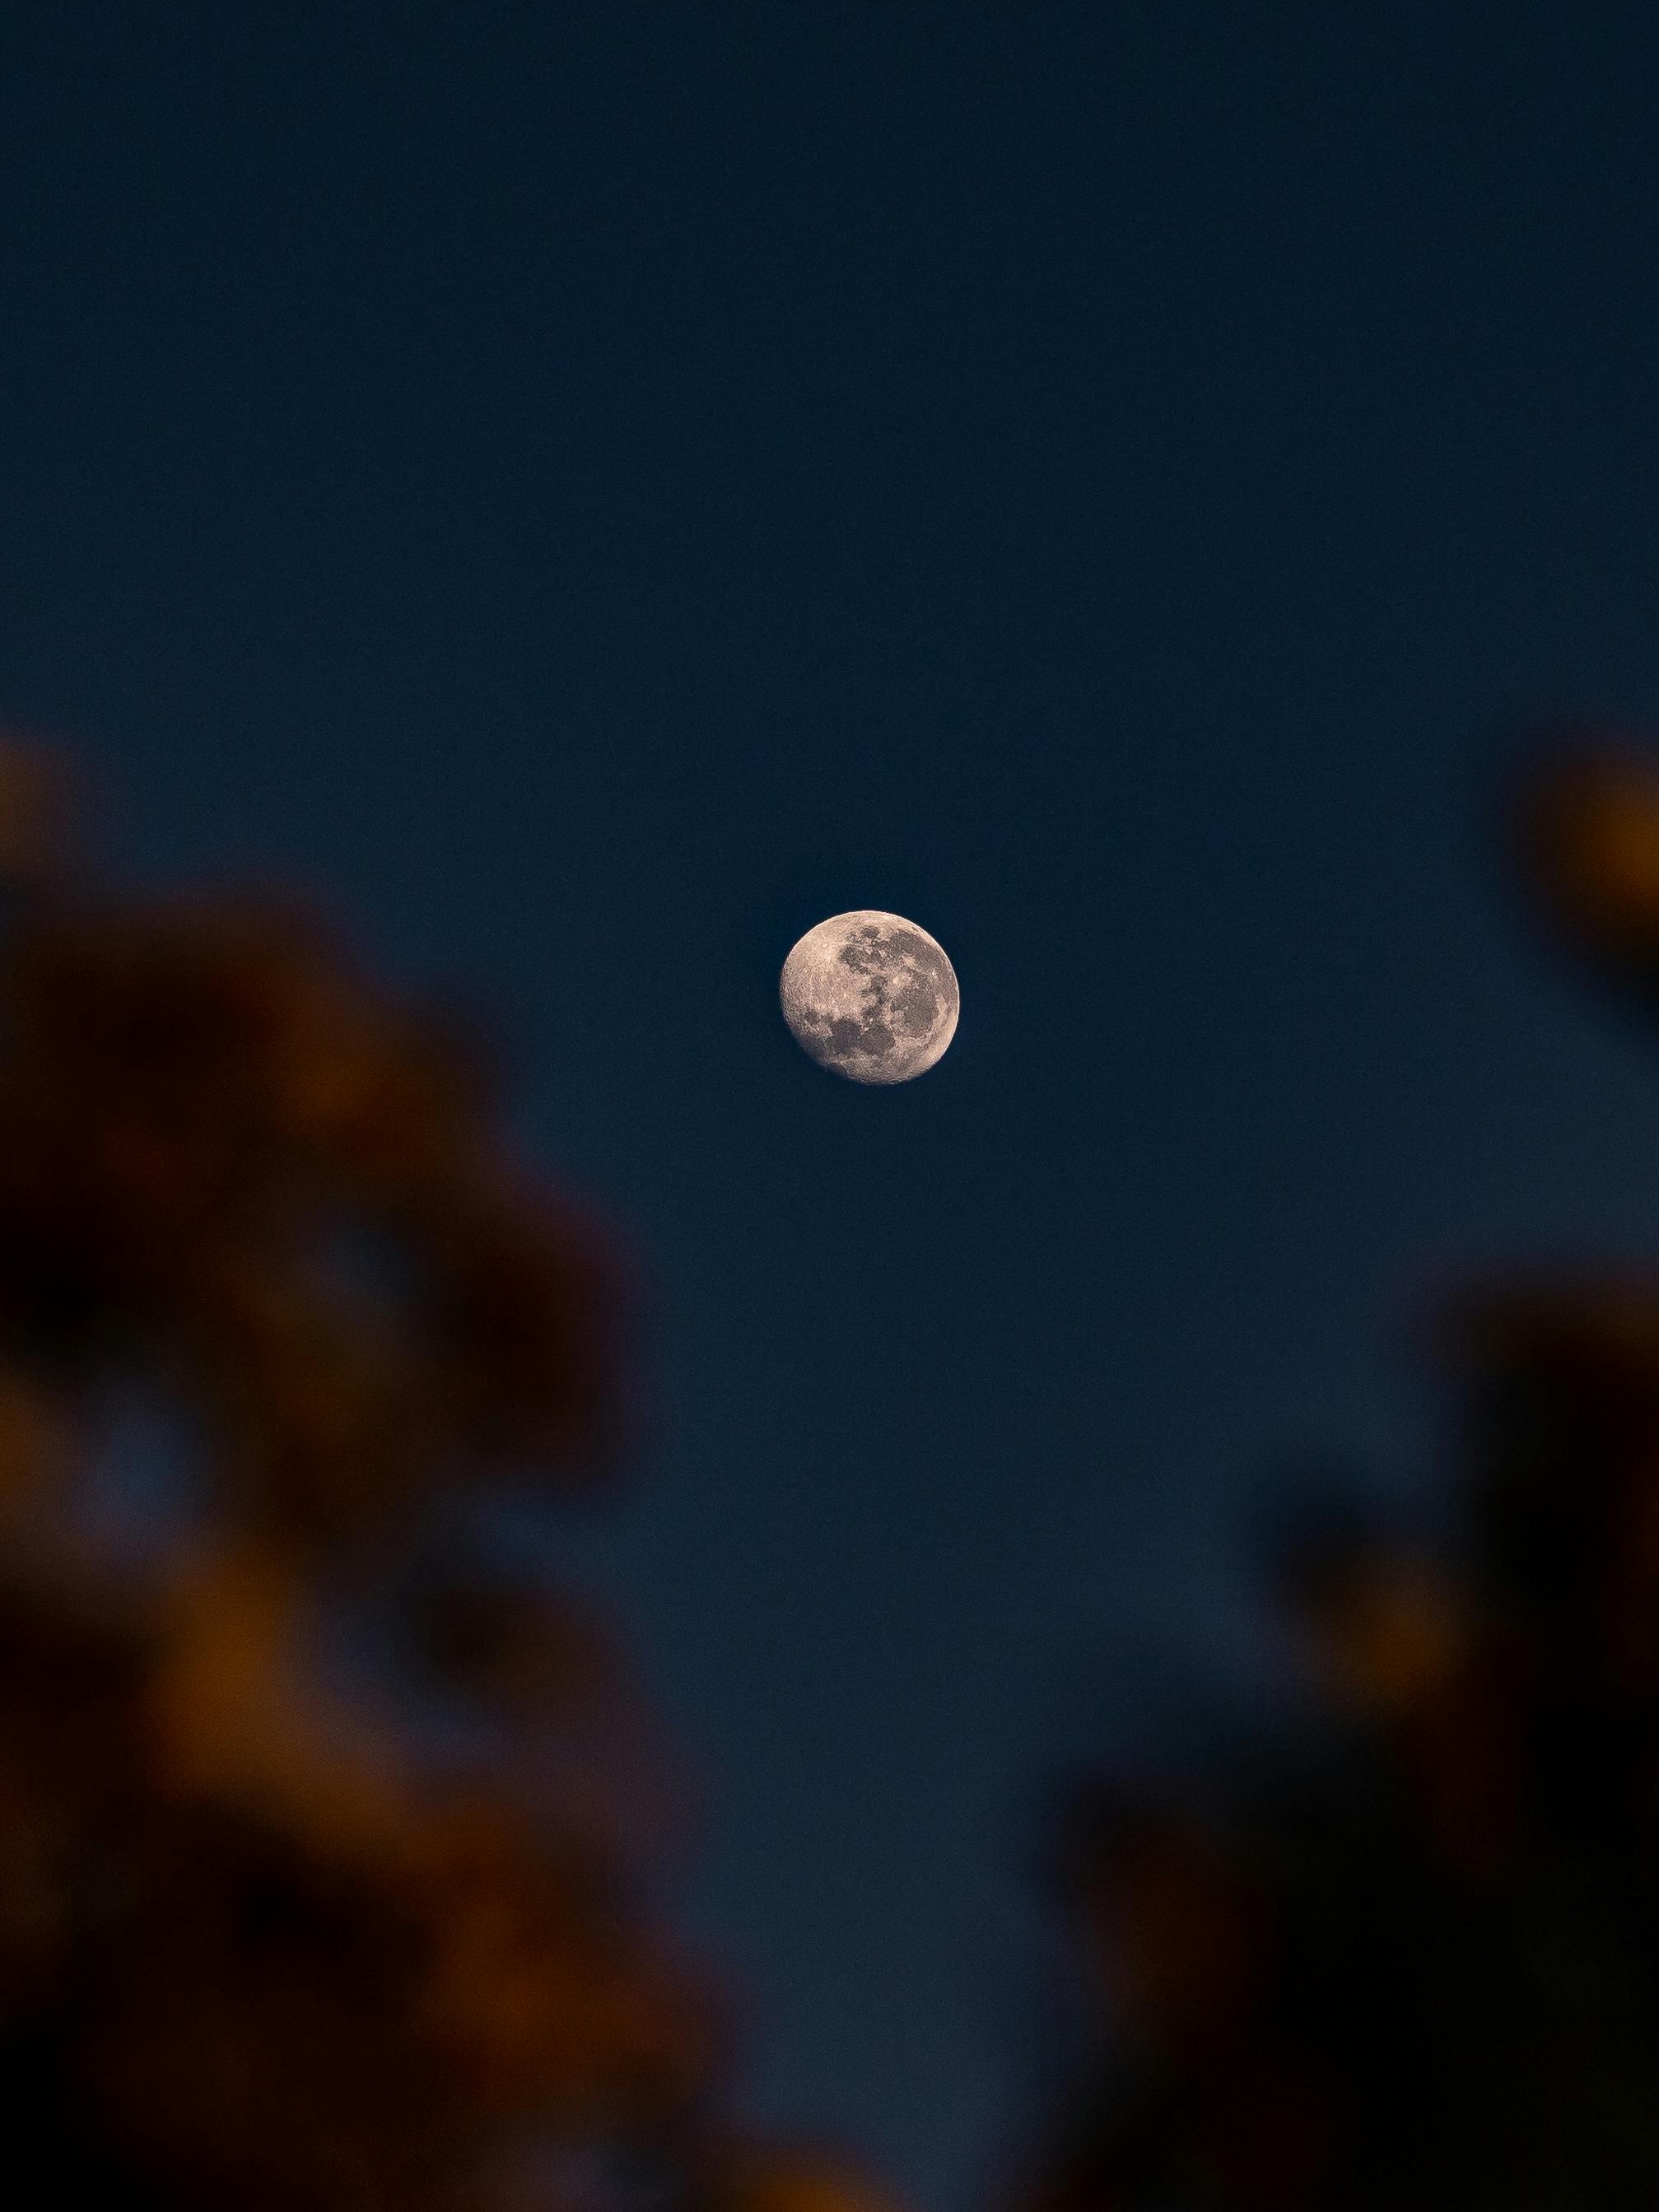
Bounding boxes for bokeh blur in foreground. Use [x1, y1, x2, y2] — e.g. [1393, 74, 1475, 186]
[0, 737, 897, 2212]
[1015, 733, 1659, 2209]
[10, 727, 1659, 2212]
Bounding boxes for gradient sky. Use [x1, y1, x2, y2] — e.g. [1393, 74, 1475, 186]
[8, 4, 1659, 2204]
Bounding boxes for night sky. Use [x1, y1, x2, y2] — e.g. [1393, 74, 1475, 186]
[7, 5, 1659, 2203]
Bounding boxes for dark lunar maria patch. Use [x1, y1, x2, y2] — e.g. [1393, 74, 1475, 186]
[892, 980, 938, 1035]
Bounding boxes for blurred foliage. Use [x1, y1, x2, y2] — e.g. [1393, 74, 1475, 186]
[18, 715, 1659, 2212]
[0, 735, 896, 2212]
[1013, 725, 1659, 2210]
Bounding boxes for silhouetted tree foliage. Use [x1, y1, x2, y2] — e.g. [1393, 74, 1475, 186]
[0, 738, 911, 2212]
[1013, 728, 1659, 2212]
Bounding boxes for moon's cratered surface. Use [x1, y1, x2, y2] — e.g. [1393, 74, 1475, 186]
[780, 911, 959, 1084]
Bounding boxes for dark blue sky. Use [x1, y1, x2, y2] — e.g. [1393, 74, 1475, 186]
[7, 3, 1659, 2203]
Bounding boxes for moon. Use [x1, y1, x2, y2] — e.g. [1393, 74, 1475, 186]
[780, 911, 959, 1084]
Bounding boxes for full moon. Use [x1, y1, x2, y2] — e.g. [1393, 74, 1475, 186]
[779, 911, 959, 1084]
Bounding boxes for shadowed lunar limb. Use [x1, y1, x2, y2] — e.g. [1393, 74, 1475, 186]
[779, 912, 959, 1083]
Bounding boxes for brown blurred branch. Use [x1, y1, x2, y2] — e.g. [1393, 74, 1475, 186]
[1010, 728, 1659, 2211]
[0, 738, 726, 2211]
